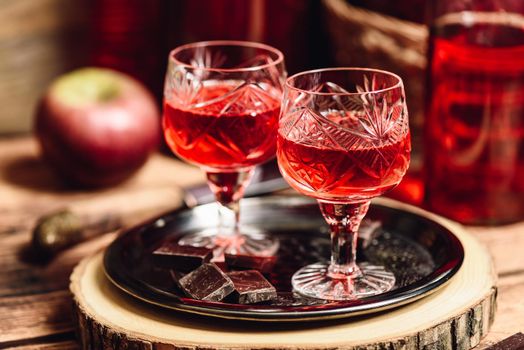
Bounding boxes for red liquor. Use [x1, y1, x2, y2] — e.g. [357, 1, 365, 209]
[277, 131, 411, 202]
[425, 13, 524, 224]
[163, 82, 280, 170]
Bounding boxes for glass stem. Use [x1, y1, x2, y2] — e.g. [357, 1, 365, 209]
[217, 200, 240, 235]
[318, 201, 371, 278]
[206, 168, 255, 235]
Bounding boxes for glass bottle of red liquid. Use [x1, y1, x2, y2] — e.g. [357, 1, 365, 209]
[424, 0, 524, 224]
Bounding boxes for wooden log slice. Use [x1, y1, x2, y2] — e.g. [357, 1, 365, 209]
[70, 200, 497, 350]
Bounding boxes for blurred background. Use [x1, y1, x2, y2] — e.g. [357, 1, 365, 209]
[3, 0, 522, 224]
[0, 0, 426, 138]
[0, 0, 428, 202]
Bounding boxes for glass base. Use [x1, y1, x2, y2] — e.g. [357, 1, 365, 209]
[292, 262, 396, 300]
[177, 227, 279, 261]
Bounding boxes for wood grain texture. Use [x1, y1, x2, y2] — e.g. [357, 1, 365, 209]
[70, 200, 497, 350]
[0, 290, 73, 344]
[0, 138, 202, 298]
[468, 226, 524, 348]
[476, 273, 524, 348]
[469, 225, 524, 276]
[0, 137, 523, 349]
[9, 340, 78, 350]
[0, 0, 90, 133]
[0, 137, 204, 347]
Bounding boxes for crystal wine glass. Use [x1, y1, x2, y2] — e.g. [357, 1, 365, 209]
[163, 41, 286, 258]
[277, 68, 411, 300]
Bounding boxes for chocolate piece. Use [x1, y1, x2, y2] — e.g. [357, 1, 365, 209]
[177, 263, 234, 301]
[151, 243, 212, 272]
[487, 333, 524, 350]
[224, 253, 277, 273]
[227, 270, 277, 304]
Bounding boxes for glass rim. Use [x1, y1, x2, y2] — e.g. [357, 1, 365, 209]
[169, 40, 285, 73]
[285, 67, 404, 96]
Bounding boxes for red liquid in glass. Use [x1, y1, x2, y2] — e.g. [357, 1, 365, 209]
[425, 14, 524, 224]
[163, 82, 280, 170]
[277, 131, 410, 202]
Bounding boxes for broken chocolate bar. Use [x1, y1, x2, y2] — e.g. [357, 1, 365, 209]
[177, 263, 235, 302]
[487, 333, 524, 350]
[224, 253, 277, 273]
[151, 242, 212, 272]
[227, 270, 277, 304]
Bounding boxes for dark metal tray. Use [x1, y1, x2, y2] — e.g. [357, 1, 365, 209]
[104, 196, 464, 322]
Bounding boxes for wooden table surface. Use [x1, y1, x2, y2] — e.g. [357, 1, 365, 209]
[0, 136, 523, 349]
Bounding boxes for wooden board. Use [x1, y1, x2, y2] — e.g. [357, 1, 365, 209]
[1, 136, 521, 349]
[70, 200, 497, 350]
[0, 136, 203, 348]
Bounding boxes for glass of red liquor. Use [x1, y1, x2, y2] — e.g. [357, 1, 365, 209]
[163, 41, 286, 258]
[277, 68, 411, 300]
[424, 0, 524, 224]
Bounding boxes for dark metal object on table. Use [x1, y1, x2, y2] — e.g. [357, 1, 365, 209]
[32, 209, 121, 256]
[31, 161, 288, 256]
[103, 196, 464, 322]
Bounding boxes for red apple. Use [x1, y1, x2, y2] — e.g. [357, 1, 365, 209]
[35, 67, 160, 187]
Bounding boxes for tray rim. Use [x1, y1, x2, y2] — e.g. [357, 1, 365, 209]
[103, 196, 465, 322]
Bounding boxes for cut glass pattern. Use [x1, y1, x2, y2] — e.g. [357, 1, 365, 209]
[281, 74, 409, 184]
